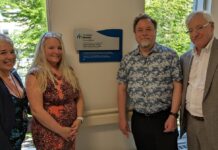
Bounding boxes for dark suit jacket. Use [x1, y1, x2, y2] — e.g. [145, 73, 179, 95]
[180, 38, 218, 149]
[0, 69, 25, 150]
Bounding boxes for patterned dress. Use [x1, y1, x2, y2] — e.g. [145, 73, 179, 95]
[31, 78, 79, 150]
[9, 95, 28, 150]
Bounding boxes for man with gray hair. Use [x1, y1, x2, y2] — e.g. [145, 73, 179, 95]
[180, 11, 218, 150]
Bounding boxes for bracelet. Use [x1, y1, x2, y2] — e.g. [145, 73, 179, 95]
[169, 112, 178, 118]
[77, 116, 84, 123]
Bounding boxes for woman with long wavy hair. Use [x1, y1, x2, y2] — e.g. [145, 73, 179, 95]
[26, 32, 84, 150]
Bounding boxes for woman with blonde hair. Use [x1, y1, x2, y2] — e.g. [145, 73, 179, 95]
[26, 32, 84, 150]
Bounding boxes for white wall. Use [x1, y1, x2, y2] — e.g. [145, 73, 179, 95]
[46, 0, 144, 149]
[45, 0, 218, 149]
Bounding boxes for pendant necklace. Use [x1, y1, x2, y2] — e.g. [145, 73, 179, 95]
[3, 74, 23, 98]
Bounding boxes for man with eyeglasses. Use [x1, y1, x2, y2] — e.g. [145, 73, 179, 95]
[180, 11, 218, 150]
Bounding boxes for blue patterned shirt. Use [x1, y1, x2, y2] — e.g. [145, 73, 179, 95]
[117, 43, 182, 115]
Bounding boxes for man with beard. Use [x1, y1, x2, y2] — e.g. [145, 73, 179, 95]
[117, 13, 182, 150]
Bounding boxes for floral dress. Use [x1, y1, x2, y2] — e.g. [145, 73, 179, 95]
[31, 78, 79, 150]
[9, 95, 28, 150]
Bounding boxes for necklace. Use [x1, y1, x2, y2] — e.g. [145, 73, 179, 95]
[2, 74, 23, 98]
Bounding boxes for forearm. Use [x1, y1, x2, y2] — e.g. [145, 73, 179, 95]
[76, 92, 84, 117]
[31, 108, 63, 135]
[118, 83, 127, 121]
[170, 81, 182, 113]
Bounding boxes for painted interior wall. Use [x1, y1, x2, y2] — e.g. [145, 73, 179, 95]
[45, 0, 217, 149]
[46, 0, 144, 149]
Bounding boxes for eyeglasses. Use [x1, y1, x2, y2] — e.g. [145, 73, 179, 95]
[42, 32, 62, 39]
[186, 22, 211, 34]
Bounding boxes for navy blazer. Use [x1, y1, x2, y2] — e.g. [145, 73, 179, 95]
[0, 69, 25, 150]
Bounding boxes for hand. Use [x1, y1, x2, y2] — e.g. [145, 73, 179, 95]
[119, 118, 130, 138]
[69, 119, 82, 141]
[163, 115, 177, 133]
[58, 126, 74, 141]
[71, 119, 82, 132]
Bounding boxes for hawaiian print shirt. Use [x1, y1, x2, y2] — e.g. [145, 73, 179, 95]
[117, 43, 182, 115]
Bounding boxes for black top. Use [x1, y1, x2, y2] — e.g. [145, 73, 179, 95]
[0, 69, 29, 150]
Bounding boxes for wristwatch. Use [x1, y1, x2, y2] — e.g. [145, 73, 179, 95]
[169, 112, 178, 118]
[77, 116, 84, 123]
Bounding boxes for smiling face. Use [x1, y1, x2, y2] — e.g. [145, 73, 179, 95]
[187, 14, 214, 50]
[134, 19, 156, 50]
[44, 37, 63, 68]
[0, 41, 16, 74]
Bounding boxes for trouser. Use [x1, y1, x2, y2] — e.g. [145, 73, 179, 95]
[131, 109, 178, 150]
[187, 112, 214, 150]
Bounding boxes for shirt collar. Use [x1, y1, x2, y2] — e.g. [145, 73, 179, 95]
[135, 43, 160, 56]
[192, 36, 214, 55]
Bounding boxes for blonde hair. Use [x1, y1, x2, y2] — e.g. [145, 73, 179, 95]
[27, 32, 80, 92]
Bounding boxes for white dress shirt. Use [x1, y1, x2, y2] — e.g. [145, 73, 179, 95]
[186, 37, 214, 117]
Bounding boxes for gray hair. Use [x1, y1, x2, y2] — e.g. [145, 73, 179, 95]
[186, 11, 214, 26]
[0, 33, 14, 47]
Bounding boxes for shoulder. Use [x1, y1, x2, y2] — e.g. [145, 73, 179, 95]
[0, 82, 7, 99]
[11, 68, 21, 79]
[11, 68, 23, 86]
[180, 49, 192, 59]
[180, 50, 192, 68]
[155, 44, 177, 56]
[27, 67, 42, 76]
[26, 67, 42, 84]
[214, 38, 218, 43]
[212, 38, 218, 49]
[122, 48, 139, 61]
